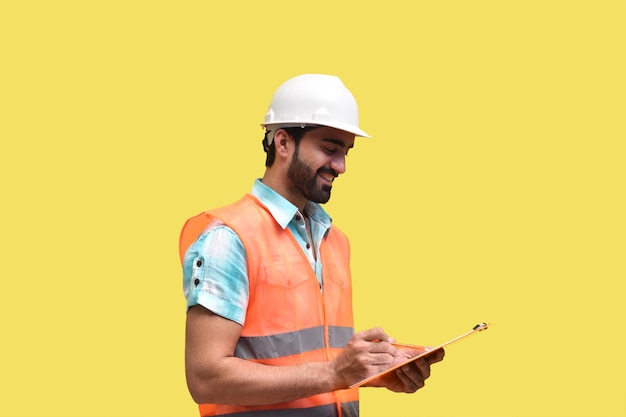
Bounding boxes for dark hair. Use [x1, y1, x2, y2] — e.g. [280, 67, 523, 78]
[263, 126, 319, 167]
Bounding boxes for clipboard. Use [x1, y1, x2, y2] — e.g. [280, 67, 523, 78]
[349, 322, 490, 388]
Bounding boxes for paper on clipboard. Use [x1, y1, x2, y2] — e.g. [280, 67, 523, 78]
[349, 322, 490, 388]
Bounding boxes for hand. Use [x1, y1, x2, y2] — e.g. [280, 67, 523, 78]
[330, 327, 399, 388]
[373, 347, 445, 393]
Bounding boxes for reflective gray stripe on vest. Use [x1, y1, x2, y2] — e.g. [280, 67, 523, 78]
[328, 326, 354, 350]
[235, 326, 354, 360]
[211, 401, 359, 417]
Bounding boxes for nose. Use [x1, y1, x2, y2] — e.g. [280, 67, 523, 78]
[330, 155, 347, 175]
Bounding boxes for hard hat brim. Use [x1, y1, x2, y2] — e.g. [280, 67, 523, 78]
[261, 121, 371, 139]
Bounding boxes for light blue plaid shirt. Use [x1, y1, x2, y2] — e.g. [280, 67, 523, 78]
[182, 179, 333, 325]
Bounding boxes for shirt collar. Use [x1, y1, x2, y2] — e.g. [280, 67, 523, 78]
[251, 179, 332, 231]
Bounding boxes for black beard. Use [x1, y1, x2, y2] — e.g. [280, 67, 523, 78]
[287, 148, 336, 204]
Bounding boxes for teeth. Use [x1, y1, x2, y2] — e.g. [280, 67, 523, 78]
[320, 174, 334, 182]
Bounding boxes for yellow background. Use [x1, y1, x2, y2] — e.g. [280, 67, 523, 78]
[1, 1, 624, 416]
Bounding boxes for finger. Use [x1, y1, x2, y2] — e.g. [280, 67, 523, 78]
[416, 346, 444, 364]
[357, 327, 391, 342]
[412, 358, 432, 381]
[425, 347, 445, 364]
[396, 366, 424, 393]
[397, 346, 426, 359]
[367, 351, 397, 366]
[369, 340, 399, 355]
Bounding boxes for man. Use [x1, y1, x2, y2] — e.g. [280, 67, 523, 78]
[179, 74, 444, 417]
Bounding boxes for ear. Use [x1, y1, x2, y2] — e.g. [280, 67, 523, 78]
[273, 129, 292, 158]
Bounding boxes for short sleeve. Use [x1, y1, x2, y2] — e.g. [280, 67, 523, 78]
[182, 225, 249, 325]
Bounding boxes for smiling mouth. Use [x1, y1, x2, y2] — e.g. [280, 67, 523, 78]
[319, 173, 335, 184]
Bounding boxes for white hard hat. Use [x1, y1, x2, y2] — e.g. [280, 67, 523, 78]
[261, 74, 371, 145]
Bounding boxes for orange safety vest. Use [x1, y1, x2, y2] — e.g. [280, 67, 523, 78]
[179, 194, 359, 417]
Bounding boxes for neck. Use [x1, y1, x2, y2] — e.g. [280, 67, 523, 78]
[261, 171, 307, 213]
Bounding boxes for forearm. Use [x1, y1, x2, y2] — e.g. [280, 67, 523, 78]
[187, 357, 344, 406]
[185, 309, 401, 405]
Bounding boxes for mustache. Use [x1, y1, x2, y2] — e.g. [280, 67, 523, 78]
[318, 167, 338, 178]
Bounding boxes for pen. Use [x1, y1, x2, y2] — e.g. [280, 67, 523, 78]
[372, 339, 427, 350]
[390, 342, 428, 351]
